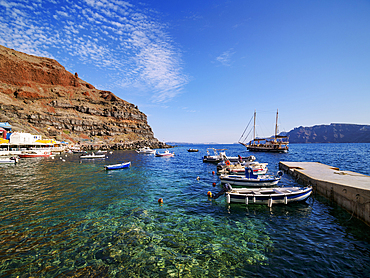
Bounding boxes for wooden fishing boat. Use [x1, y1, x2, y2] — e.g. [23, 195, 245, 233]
[225, 186, 312, 207]
[219, 167, 283, 187]
[210, 183, 312, 207]
[105, 161, 131, 170]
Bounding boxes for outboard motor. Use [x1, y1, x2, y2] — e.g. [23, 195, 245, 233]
[212, 183, 233, 199]
[245, 155, 256, 162]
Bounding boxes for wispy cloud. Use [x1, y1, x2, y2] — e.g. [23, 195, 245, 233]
[0, 0, 188, 102]
[216, 48, 235, 66]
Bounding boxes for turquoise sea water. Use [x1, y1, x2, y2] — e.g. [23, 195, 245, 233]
[1, 143, 370, 277]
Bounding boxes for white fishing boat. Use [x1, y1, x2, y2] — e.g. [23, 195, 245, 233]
[217, 155, 268, 175]
[0, 156, 19, 163]
[155, 150, 174, 157]
[219, 167, 283, 187]
[136, 146, 156, 154]
[18, 150, 52, 158]
[202, 148, 250, 163]
[226, 186, 312, 207]
[80, 153, 106, 159]
[210, 183, 312, 207]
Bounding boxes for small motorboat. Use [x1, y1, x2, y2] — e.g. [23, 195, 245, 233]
[96, 150, 108, 154]
[219, 167, 283, 187]
[0, 156, 19, 163]
[105, 161, 131, 170]
[155, 150, 174, 157]
[18, 150, 52, 158]
[217, 156, 268, 175]
[211, 183, 312, 207]
[80, 153, 106, 159]
[188, 148, 199, 152]
[202, 148, 250, 163]
[136, 147, 156, 154]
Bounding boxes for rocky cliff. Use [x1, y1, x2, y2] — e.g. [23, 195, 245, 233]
[287, 123, 370, 143]
[0, 44, 166, 149]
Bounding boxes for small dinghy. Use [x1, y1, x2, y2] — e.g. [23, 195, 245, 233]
[136, 147, 156, 154]
[105, 161, 131, 170]
[80, 153, 106, 159]
[155, 150, 174, 157]
[0, 156, 19, 164]
[210, 183, 312, 207]
[219, 167, 282, 187]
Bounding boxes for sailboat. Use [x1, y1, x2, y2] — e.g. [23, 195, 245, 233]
[239, 109, 289, 153]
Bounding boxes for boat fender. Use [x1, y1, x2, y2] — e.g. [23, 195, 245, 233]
[284, 195, 288, 205]
[268, 198, 273, 207]
[226, 193, 231, 204]
[245, 196, 248, 205]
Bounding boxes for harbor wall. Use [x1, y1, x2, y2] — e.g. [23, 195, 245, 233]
[279, 162, 370, 227]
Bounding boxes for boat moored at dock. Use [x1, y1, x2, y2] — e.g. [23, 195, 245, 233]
[220, 167, 283, 187]
[226, 186, 312, 207]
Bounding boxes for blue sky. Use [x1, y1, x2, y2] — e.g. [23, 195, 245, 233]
[1, 0, 369, 143]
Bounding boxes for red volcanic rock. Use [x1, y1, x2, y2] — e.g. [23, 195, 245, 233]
[0, 44, 162, 147]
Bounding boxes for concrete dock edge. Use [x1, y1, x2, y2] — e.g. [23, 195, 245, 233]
[279, 161, 370, 227]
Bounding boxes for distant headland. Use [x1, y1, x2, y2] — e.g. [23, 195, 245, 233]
[286, 123, 370, 143]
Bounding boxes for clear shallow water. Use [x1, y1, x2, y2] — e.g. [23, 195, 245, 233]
[1, 143, 370, 277]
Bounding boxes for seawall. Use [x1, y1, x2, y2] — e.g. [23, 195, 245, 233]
[279, 161, 370, 227]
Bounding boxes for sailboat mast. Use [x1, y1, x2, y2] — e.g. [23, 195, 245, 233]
[275, 109, 278, 141]
[253, 110, 256, 140]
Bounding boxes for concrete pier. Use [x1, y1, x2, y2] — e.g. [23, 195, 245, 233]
[279, 161, 370, 227]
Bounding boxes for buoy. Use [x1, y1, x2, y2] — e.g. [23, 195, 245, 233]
[158, 198, 163, 204]
[212, 171, 215, 175]
[196, 176, 200, 180]
[212, 182, 216, 187]
[207, 191, 212, 198]
[245, 196, 248, 205]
